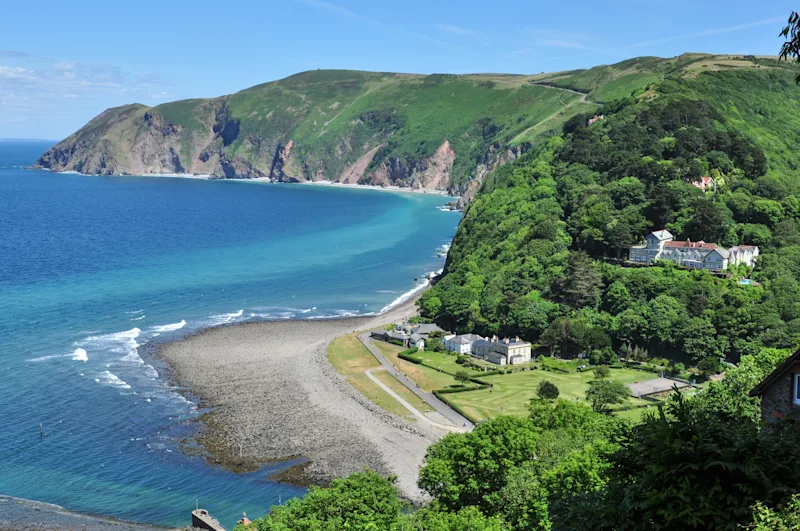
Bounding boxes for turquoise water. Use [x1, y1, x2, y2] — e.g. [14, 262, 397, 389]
[0, 140, 459, 527]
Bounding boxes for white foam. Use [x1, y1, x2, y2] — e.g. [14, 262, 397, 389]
[150, 320, 186, 333]
[29, 347, 88, 363]
[86, 328, 141, 342]
[95, 371, 131, 389]
[125, 310, 144, 315]
[120, 352, 144, 364]
[131, 314, 146, 321]
[379, 269, 442, 314]
[28, 354, 65, 362]
[143, 364, 159, 380]
[208, 309, 244, 325]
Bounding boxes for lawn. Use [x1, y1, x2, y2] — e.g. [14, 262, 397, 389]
[327, 333, 380, 375]
[415, 349, 491, 376]
[372, 370, 432, 414]
[446, 367, 656, 422]
[372, 340, 460, 393]
[327, 333, 419, 421]
[347, 373, 415, 420]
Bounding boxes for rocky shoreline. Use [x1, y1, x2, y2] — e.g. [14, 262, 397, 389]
[155, 295, 440, 501]
[0, 496, 173, 531]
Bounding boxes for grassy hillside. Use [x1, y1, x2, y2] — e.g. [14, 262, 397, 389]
[38, 53, 799, 197]
[38, 69, 601, 193]
[420, 54, 800, 370]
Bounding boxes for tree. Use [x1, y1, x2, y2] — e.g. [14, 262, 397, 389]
[454, 370, 471, 386]
[561, 251, 603, 309]
[537, 380, 560, 400]
[586, 380, 630, 413]
[393, 504, 511, 531]
[418, 416, 538, 514]
[697, 356, 721, 377]
[594, 365, 611, 380]
[541, 318, 574, 357]
[248, 470, 402, 530]
[596, 394, 800, 531]
[780, 11, 800, 83]
[750, 494, 800, 531]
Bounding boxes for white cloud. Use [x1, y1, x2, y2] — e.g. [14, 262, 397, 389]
[629, 16, 785, 49]
[149, 91, 172, 99]
[293, 0, 457, 49]
[435, 24, 479, 37]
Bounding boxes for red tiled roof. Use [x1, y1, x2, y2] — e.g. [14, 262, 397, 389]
[664, 241, 717, 250]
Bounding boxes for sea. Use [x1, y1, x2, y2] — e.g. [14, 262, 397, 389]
[0, 140, 460, 527]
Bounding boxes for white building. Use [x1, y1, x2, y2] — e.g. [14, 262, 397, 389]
[472, 336, 532, 365]
[729, 245, 760, 267]
[629, 230, 758, 271]
[444, 333, 483, 354]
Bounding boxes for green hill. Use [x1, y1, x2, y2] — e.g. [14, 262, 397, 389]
[36, 53, 798, 200]
[419, 53, 800, 366]
[35, 70, 598, 196]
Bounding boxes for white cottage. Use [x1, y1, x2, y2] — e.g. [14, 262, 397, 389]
[444, 333, 483, 354]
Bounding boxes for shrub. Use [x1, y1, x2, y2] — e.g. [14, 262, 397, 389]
[537, 380, 560, 400]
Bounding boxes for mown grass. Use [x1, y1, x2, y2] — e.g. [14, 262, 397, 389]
[373, 341, 459, 392]
[327, 333, 420, 420]
[327, 333, 380, 374]
[446, 367, 654, 422]
[372, 370, 432, 414]
[347, 373, 414, 419]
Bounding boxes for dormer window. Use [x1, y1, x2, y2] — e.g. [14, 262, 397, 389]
[794, 374, 800, 406]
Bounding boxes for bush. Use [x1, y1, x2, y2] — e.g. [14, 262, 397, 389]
[398, 347, 422, 364]
[537, 380, 560, 400]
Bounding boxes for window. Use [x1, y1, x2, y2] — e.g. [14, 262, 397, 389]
[794, 374, 800, 406]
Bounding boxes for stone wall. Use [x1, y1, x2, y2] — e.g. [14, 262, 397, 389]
[761, 370, 800, 421]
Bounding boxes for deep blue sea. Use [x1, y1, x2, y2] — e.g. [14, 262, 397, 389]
[0, 140, 459, 527]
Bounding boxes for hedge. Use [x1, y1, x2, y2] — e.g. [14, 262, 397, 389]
[433, 391, 482, 425]
[399, 352, 423, 364]
[435, 384, 491, 395]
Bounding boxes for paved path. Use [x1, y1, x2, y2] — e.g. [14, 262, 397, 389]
[365, 368, 464, 432]
[358, 333, 474, 430]
[532, 81, 599, 104]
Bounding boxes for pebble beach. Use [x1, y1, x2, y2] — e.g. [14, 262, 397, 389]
[156, 295, 440, 501]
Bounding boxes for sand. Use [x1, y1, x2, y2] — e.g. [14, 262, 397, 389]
[156, 296, 440, 501]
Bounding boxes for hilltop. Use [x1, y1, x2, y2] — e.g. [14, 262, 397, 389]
[36, 53, 792, 198]
[419, 51, 800, 365]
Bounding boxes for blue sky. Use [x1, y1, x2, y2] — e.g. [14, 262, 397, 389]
[0, 0, 795, 139]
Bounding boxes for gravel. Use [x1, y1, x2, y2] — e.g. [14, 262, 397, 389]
[156, 298, 439, 501]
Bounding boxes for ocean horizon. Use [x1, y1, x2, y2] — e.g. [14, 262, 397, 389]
[0, 140, 459, 527]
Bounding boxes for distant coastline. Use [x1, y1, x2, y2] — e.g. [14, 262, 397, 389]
[40, 168, 458, 198]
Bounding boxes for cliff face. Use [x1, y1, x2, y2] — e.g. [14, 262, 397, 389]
[36, 69, 599, 198]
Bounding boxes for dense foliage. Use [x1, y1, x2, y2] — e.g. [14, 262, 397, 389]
[239, 347, 800, 530]
[421, 87, 800, 365]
